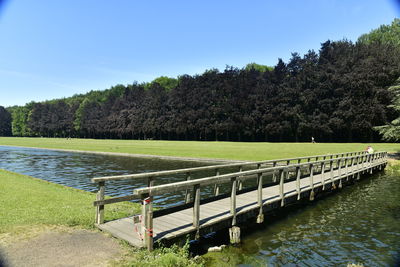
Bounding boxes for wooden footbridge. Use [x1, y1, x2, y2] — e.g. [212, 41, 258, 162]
[92, 151, 387, 251]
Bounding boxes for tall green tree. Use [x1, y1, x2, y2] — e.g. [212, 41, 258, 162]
[374, 78, 400, 141]
[358, 18, 400, 46]
[0, 106, 12, 136]
[245, 63, 273, 72]
[146, 76, 178, 91]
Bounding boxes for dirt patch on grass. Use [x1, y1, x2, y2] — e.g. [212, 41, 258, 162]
[1, 229, 123, 267]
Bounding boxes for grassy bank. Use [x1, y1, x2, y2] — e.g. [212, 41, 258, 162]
[1, 137, 400, 161]
[0, 169, 203, 266]
[0, 169, 138, 236]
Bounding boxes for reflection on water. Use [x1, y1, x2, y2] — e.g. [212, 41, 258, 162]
[0, 146, 211, 207]
[206, 170, 400, 266]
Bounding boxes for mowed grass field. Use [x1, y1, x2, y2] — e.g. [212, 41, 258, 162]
[0, 169, 139, 235]
[0, 137, 399, 161]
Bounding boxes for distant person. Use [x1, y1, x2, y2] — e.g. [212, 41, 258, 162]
[366, 146, 374, 154]
[311, 136, 316, 143]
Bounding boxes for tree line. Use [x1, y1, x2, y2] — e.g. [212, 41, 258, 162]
[2, 20, 400, 142]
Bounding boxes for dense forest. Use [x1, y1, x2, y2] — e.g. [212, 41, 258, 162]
[2, 19, 400, 142]
[0, 106, 12, 136]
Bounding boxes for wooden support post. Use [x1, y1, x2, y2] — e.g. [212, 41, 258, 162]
[238, 166, 243, 191]
[256, 164, 263, 223]
[321, 162, 326, 190]
[354, 156, 358, 175]
[279, 169, 285, 206]
[214, 169, 220, 196]
[345, 158, 349, 181]
[295, 166, 301, 200]
[147, 178, 154, 211]
[362, 155, 366, 172]
[369, 154, 373, 174]
[193, 184, 200, 239]
[229, 226, 241, 244]
[185, 173, 191, 203]
[272, 161, 277, 182]
[330, 160, 335, 189]
[141, 194, 153, 251]
[230, 177, 237, 226]
[95, 181, 105, 225]
[338, 159, 342, 189]
[309, 164, 315, 201]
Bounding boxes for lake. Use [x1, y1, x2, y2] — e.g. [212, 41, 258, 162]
[0, 145, 211, 207]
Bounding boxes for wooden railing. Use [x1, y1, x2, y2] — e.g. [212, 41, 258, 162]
[92, 151, 367, 225]
[129, 151, 387, 250]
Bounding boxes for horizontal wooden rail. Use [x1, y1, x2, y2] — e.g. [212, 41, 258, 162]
[93, 152, 385, 207]
[92, 151, 366, 182]
[131, 152, 385, 197]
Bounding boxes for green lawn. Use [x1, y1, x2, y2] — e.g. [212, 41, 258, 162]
[0, 169, 202, 266]
[0, 137, 399, 161]
[0, 169, 139, 234]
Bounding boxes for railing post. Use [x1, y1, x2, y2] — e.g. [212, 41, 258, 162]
[185, 173, 191, 203]
[279, 169, 285, 206]
[193, 184, 200, 239]
[147, 177, 154, 213]
[256, 164, 263, 223]
[362, 154, 366, 171]
[229, 177, 241, 244]
[272, 161, 277, 182]
[95, 181, 105, 225]
[141, 194, 153, 251]
[330, 159, 335, 189]
[309, 164, 315, 200]
[238, 166, 243, 190]
[321, 161, 326, 190]
[230, 177, 237, 226]
[369, 154, 373, 174]
[214, 169, 220, 196]
[296, 166, 301, 200]
[338, 159, 342, 188]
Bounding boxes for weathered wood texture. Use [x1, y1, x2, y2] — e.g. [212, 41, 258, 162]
[94, 152, 387, 250]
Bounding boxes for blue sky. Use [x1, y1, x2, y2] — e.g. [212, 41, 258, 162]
[0, 0, 398, 107]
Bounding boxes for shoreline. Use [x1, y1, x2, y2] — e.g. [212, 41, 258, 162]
[0, 144, 247, 164]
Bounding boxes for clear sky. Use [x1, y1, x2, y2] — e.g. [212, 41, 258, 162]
[0, 0, 399, 107]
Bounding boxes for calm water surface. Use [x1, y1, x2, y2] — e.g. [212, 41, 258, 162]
[206, 169, 400, 266]
[0, 146, 211, 207]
